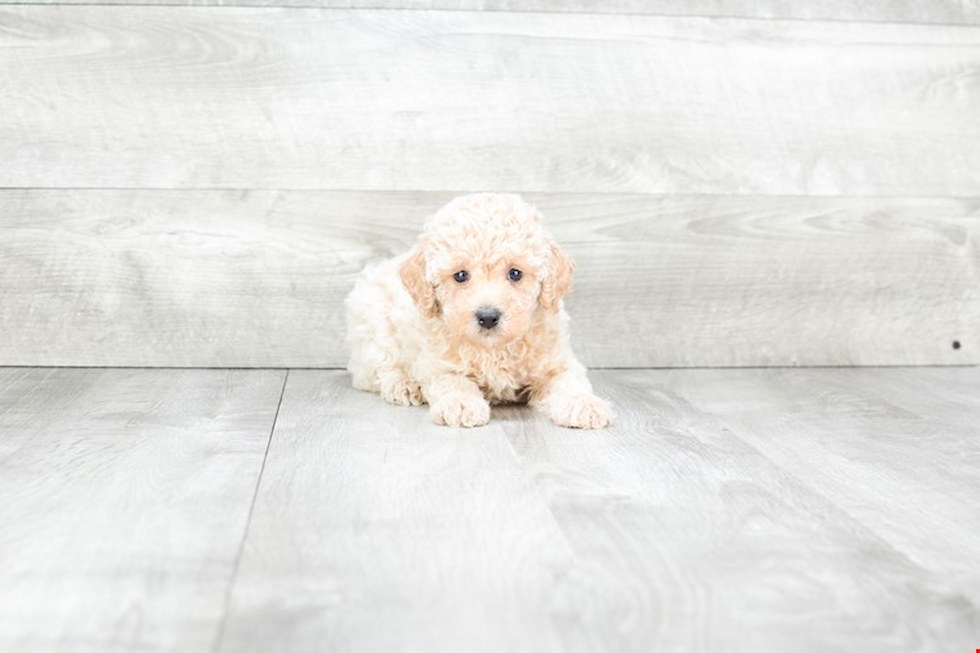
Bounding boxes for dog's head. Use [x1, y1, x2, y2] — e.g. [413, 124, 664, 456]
[399, 193, 574, 346]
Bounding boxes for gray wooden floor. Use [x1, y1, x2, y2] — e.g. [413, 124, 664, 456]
[1, 366, 978, 653]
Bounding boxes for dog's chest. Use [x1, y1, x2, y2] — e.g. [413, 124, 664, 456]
[459, 352, 533, 405]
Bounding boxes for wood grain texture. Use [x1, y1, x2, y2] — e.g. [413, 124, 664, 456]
[2, 7, 980, 195]
[1, 189, 977, 368]
[497, 368, 980, 652]
[2, 367, 977, 651]
[3, 0, 979, 26]
[667, 366, 980, 601]
[215, 369, 577, 653]
[217, 369, 980, 653]
[0, 368, 286, 653]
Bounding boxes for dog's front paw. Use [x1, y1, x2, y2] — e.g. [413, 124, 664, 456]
[549, 394, 613, 429]
[380, 374, 425, 406]
[430, 395, 491, 428]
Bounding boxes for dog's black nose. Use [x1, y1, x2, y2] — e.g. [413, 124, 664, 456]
[475, 306, 501, 330]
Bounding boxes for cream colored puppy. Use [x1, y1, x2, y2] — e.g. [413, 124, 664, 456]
[345, 193, 612, 429]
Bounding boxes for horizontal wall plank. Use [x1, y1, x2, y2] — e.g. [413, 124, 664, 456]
[0, 368, 285, 653]
[2, 8, 980, 195]
[2, 1, 979, 26]
[1, 189, 976, 368]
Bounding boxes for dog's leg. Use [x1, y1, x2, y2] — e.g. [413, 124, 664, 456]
[532, 361, 613, 429]
[378, 368, 425, 406]
[424, 374, 491, 428]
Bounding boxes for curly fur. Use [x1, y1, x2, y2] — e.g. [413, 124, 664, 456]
[345, 193, 613, 429]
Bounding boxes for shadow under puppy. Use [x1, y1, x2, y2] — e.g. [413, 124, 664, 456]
[346, 193, 612, 429]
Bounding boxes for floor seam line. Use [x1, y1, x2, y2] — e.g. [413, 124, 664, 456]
[210, 368, 290, 653]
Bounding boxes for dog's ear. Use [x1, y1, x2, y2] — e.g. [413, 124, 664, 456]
[398, 244, 440, 318]
[539, 239, 575, 313]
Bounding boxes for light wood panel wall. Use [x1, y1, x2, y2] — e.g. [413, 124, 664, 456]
[1, 4, 978, 367]
[2, 8, 980, 195]
[2, 190, 976, 368]
[3, 1, 980, 26]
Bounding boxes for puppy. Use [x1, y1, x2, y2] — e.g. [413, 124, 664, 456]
[345, 193, 612, 429]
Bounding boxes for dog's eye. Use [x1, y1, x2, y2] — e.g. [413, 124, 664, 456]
[453, 270, 469, 283]
[508, 268, 523, 282]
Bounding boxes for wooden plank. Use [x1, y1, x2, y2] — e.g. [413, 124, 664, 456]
[0, 367, 286, 653]
[215, 370, 577, 653]
[665, 366, 980, 600]
[1, 189, 977, 368]
[499, 369, 980, 652]
[2, 7, 980, 195]
[2, 0, 979, 26]
[220, 369, 980, 652]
